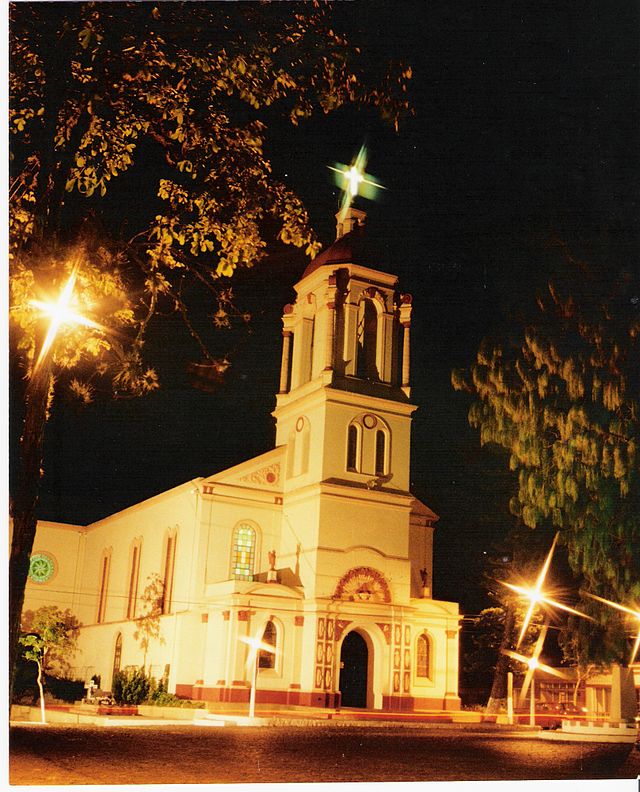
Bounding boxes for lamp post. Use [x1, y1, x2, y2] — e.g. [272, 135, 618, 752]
[527, 656, 539, 727]
[9, 268, 99, 700]
[239, 633, 276, 720]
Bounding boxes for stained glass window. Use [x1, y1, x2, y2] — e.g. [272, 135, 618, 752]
[416, 633, 430, 678]
[231, 523, 256, 580]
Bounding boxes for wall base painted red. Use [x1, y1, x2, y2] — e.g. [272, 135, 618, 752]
[175, 684, 459, 711]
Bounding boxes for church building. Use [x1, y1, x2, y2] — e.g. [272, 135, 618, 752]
[23, 209, 461, 712]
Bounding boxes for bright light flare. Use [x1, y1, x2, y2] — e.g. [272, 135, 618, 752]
[502, 619, 569, 708]
[501, 581, 593, 621]
[584, 592, 640, 664]
[30, 268, 101, 372]
[497, 533, 582, 648]
[239, 633, 277, 669]
[327, 145, 386, 222]
[503, 648, 569, 681]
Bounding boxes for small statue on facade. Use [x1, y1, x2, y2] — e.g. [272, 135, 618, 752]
[268, 549, 276, 571]
[420, 568, 429, 588]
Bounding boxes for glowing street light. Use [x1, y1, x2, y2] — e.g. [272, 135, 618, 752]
[584, 592, 640, 665]
[502, 618, 569, 726]
[239, 632, 277, 719]
[10, 262, 103, 697]
[498, 533, 591, 647]
[327, 145, 386, 223]
[30, 267, 101, 373]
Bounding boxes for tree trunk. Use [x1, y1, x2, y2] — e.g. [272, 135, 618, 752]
[485, 604, 516, 714]
[9, 358, 53, 706]
[36, 659, 46, 725]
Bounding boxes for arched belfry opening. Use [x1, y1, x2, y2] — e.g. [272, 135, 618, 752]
[356, 299, 379, 381]
[339, 630, 370, 708]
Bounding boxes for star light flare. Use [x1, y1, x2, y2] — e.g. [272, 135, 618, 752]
[502, 618, 570, 708]
[30, 267, 101, 373]
[328, 145, 386, 222]
[498, 533, 592, 647]
[584, 592, 640, 665]
[239, 633, 277, 667]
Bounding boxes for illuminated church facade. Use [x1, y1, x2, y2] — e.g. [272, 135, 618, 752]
[24, 209, 461, 712]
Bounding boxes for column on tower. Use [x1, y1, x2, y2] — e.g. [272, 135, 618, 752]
[399, 294, 413, 394]
[279, 304, 295, 394]
[279, 331, 293, 394]
[324, 274, 338, 371]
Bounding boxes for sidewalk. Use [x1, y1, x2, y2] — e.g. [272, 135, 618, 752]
[10, 702, 539, 732]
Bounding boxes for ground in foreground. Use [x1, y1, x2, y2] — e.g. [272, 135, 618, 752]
[10, 723, 640, 785]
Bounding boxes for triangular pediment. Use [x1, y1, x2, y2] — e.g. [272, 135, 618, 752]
[202, 447, 285, 491]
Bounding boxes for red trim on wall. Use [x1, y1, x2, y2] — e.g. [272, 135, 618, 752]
[175, 685, 460, 712]
[382, 695, 415, 712]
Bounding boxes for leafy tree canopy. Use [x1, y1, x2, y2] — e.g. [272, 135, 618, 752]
[453, 244, 639, 661]
[20, 606, 80, 677]
[10, 0, 411, 393]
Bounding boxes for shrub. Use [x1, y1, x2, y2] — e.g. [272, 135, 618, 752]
[111, 668, 151, 705]
[146, 677, 204, 707]
[146, 691, 205, 708]
[45, 676, 85, 703]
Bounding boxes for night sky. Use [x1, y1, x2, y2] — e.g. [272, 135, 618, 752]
[20, 1, 639, 615]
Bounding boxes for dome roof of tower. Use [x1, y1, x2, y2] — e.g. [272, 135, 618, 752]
[301, 223, 389, 279]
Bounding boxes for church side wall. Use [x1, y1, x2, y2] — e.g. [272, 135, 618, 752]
[21, 522, 86, 615]
[71, 485, 202, 688]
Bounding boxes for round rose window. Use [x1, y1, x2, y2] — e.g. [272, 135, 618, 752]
[28, 552, 56, 584]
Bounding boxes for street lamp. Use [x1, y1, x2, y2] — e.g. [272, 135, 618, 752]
[498, 533, 591, 647]
[29, 267, 100, 373]
[502, 619, 569, 726]
[10, 266, 100, 698]
[239, 633, 277, 720]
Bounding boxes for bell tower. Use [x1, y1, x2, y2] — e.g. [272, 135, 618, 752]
[273, 209, 415, 495]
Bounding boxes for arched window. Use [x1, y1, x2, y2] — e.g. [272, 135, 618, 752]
[113, 633, 123, 678]
[231, 523, 256, 580]
[347, 423, 360, 471]
[356, 299, 379, 380]
[97, 550, 111, 624]
[161, 532, 177, 614]
[126, 541, 141, 620]
[416, 633, 431, 678]
[258, 620, 277, 669]
[375, 430, 387, 476]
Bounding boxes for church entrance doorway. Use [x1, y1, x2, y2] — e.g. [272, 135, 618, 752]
[339, 631, 369, 708]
